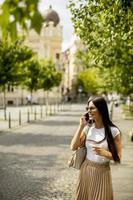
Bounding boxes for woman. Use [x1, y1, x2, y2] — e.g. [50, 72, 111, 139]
[70, 96, 122, 200]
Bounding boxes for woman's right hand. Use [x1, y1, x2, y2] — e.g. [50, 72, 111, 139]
[70, 115, 87, 150]
[79, 115, 88, 128]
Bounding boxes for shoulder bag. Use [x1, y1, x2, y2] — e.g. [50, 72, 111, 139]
[68, 125, 90, 170]
[68, 145, 87, 170]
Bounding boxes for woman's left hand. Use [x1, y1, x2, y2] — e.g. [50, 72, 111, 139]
[92, 146, 110, 158]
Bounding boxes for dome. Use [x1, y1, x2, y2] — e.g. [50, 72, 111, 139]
[44, 5, 60, 26]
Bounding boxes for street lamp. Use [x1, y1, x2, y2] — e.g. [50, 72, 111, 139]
[78, 85, 83, 102]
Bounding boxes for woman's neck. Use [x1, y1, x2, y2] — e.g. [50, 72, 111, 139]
[94, 119, 104, 129]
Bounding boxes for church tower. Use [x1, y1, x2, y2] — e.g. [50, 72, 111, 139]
[42, 5, 62, 62]
[25, 5, 62, 64]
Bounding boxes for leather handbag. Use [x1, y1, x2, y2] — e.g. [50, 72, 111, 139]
[68, 125, 89, 170]
[68, 145, 87, 170]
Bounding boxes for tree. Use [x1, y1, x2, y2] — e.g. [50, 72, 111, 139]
[39, 59, 62, 105]
[24, 58, 41, 103]
[0, 39, 34, 118]
[0, 0, 43, 40]
[69, 0, 133, 95]
[75, 48, 99, 69]
[0, 39, 34, 86]
[76, 68, 102, 95]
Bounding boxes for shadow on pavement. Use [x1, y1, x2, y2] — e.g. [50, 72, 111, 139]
[30, 119, 78, 126]
[0, 133, 72, 147]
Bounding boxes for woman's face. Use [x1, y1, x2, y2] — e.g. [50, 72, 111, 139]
[88, 101, 101, 121]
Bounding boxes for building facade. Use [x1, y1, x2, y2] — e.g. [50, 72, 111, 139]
[61, 36, 85, 100]
[25, 5, 62, 62]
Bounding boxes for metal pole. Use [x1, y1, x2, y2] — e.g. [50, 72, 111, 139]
[27, 109, 30, 123]
[4, 108, 7, 120]
[46, 105, 48, 116]
[40, 106, 43, 118]
[19, 110, 21, 125]
[8, 112, 11, 129]
[53, 104, 56, 115]
[34, 108, 36, 120]
[57, 103, 60, 112]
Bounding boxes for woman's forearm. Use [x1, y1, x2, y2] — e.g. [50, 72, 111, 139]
[105, 150, 121, 162]
[105, 150, 113, 160]
[93, 147, 113, 160]
[70, 125, 84, 150]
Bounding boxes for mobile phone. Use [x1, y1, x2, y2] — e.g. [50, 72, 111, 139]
[84, 112, 89, 121]
[84, 112, 93, 125]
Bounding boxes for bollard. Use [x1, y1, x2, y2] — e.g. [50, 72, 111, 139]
[40, 106, 43, 118]
[19, 110, 21, 125]
[49, 104, 52, 115]
[53, 104, 56, 115]
[57, 103, 60, 112]
[4, 109, 7, 120]
[60, 103, 62, 111]
[27, 109, 30, 123]
[34, 108, 36, 120]
[8, 112, 11, 129]
[56, 103, 58, 112]
[61, 103, 64, 111]
[45, 106, 48, 116]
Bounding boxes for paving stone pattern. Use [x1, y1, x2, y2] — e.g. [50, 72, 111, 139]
[0, 104, 133, 200]
[0, 105, 82, 200]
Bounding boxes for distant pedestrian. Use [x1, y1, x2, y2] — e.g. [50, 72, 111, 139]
[70, 96, 122, 200]
[26, 94, 32, 105]
[65, 88, 72, 102]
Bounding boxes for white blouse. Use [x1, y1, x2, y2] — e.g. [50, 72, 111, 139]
[83, 125, 120, 163]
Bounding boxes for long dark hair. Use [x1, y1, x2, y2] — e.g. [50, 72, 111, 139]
[88, 96, 120, 163]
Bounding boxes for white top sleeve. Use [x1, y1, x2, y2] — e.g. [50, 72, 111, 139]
[83, 125, 90, 135]
[111, 126, 120, 138]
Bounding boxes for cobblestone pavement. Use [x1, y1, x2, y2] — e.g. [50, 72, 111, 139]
[0, 104, 63, 131]
[0, 104, 133, 200]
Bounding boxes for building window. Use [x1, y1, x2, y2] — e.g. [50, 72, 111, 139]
[7, 84, 14, 92]
[56, 53, 60, 60]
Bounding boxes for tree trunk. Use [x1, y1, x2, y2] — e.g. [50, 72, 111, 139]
[3, 86, 7, 120]
[45, 90, 49, 115]
[30, 90, 33, 113]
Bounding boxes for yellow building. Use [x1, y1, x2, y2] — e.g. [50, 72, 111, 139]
[25, 5, 62, 63]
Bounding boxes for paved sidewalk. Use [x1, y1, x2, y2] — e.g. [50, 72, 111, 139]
[111, 105, 133, 200]
[0, 104, 63, 131]
[0, 103, 132, 200]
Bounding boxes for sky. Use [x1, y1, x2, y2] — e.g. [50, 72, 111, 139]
[39, 0, 74, 51]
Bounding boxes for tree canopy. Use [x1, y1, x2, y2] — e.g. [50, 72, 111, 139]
[0, 39, 34, 88]
[76, 68, 102, 94]
[69, 0, 133, 95]
[24, 58, 41, 93]
[39, 59, 62, 91]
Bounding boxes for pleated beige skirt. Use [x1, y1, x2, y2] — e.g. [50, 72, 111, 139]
[75, 159, 113, 200]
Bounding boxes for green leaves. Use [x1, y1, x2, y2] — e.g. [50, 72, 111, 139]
[69, 0, 133, 95]
[31, 12, 43, 34]
[24, 58, 41, 92]
[76, 68, 102, 94]
[39, 59, 62, 91]
[0, 39, 34, 86]
[0, 0, 44, 40]
[0, 39, 62, 94]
